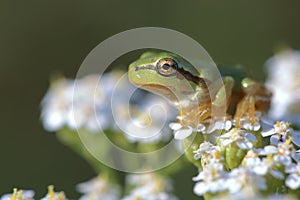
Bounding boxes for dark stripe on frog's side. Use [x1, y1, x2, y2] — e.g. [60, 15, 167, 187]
[134, 64, 209, 89]
[177, 67, 209, 89]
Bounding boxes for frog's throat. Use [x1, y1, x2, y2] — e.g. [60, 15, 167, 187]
[135, 83, 180, 104]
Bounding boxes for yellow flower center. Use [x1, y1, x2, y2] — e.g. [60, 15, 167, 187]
[211, 168, 218, 179]
[266, 154, 273, 164]
[58, 192, 65, 200]
[48, 185, 55, 199]
[215, 151, 220, 159]
[11, 188, 17, 200]
[285, 138, 292, 146]
[16, 190, 23, 200]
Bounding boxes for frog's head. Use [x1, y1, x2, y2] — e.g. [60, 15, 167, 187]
[128, 52, 208, 105]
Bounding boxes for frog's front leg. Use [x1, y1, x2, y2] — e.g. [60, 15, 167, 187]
[234, 78, 272, 127]
[179, 77, 234, 127]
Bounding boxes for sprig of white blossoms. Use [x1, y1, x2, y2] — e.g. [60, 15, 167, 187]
[40, 186, 67, 200]
[1, 186, 68, 200]
[122, 173, 178, 200]
[192, 150, 268, 196]
[169, 117, 232, 140]
[193, 141, 223, 167]
[1, 189, 34, 200]
[218, 128, 256, 149]
[76, 175, 121, 200]
[262, 121, 300, 146]
[211, 185, 297, 200]
[192, 119, 300, 198]
[169, 111, 267, 140]
[40, 74, 106, 132]
[41, 71, 177, 143]
[193, 162, 229, 195]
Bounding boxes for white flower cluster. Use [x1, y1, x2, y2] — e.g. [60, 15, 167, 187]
[1, 189, 34, 200]
[41, 71, 176, 143]
[170, 117, 232, 140]
[192, 120, 300, 197]
[262, 121, 300, 147]
[76, 175, 121, 200]
[122, 173, 178, 200]
[266, 49, 300, 126]
[219, 128, 256, 149]
[41, 74, 109, 132]
[193, 141, 267, 195]
[170, 110, 264, 140]
[40, 186, 67, 200]
[1, 186, 67, 200]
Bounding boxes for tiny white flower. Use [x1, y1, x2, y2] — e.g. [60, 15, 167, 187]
[41, 185, 68, 200]
[193, 141, 217, 160]
[169, 122, 182, 131]
[235, 112, 262, 131]
[212, 185, 265, 200]
[193, 163, 228, 195]
[196, 117, 232, 134]
[256, 145, 278, 156]
[226, 167, 267, 193]
[122, 173, 178, 200]
[204, 119, 232, 134]
[193, 142, 223, 167]
[76, 175, 120, 200]
[242, 121, 261, 131]
[196, 123, 206, 132]
[219, 128, 256, 149]
[261, 121, 289, 137]
[285, 163, 300, 190]
[243, 149, 284, 179]
[273, 141, 296, 166]
[254, 157, 284, 179]
[242, 149, 261, 168]
[1, 189, 34, 200]
[261, 121, 300, 146]
[169, 122, 193, 140]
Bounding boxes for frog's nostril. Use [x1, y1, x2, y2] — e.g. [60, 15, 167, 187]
[134, 66, 139, 71]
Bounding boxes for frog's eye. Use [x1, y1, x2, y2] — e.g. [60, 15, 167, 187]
[156, 58, 178, 76]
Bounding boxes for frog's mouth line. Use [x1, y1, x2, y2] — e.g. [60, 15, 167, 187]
[135, 83, 175, 92]
[134, 65, 156, 71]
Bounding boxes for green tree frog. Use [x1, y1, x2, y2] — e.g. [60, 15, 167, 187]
[128, 51, 271, 130]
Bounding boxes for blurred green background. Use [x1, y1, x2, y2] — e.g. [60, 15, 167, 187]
[1, 0, 300, 199]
